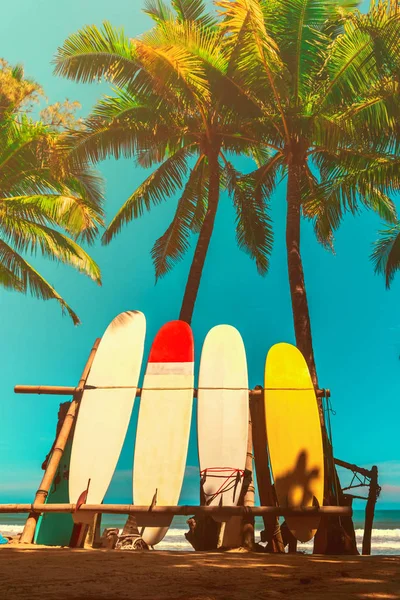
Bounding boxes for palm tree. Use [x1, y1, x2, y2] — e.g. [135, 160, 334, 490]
[53, 0, 271, 324]
[217, 0, 400, 388]
[365, 0, 400, 288]
[0, 60, 104, 324]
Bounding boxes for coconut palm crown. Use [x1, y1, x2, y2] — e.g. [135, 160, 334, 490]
[54, 0, 274, 324]
[54, 0, 400, 371]
[0, 60, 104, 324]
[216, 0, 400, 386]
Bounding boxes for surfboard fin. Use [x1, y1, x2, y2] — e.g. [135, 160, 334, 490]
[139, 488, 158, 536]
[150, 489, 158, 509]
[75, 478, 91, 512]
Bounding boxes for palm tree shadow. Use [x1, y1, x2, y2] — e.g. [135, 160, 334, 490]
[274, 450, 320, 508]
[110, 310, 141, 329]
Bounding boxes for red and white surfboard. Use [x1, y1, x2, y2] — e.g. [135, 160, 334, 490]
[133, 321, 194, 546]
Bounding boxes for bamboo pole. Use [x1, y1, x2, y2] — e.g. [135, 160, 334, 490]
[1, 504, 353, 516]
[334, 458, 372, 479]
[19, 339, 101, 544]
[15, 385, 330, 399]
[242, 413, 255, 550]
[15, 385, 77, 395]
[362, 466, 379, 556]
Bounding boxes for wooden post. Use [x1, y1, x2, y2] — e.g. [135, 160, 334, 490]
[362, 466, 379, 556]
[288, 535, 298, 553]
[242, 412, 255, 550]
[85, 513, 102, 548]
[19, 339, 100, 544]
[249, 390, 284, 552]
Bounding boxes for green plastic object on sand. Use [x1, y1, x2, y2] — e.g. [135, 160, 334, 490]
[34, 440, 74, 546]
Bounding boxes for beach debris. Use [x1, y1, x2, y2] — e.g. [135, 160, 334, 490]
[99, 528, 119, 549]
[185, 516, 220, 551]
[116, 514, 149, 551]
[115, 534, 149, 551]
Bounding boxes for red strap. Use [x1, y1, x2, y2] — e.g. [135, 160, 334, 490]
[200, 468, 245, 502]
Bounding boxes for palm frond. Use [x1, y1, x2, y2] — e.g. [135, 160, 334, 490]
[58, 175, 104, 244]
[0, 263, 24, 292]
[302, 178, 344, 248]
[53, 22, 137, 87]
[143, 0, 174, 23]
[136, 25, 211, 105]
[151, 157, 205, 279]
[217, 0, 287, 135]
[171, 0, 217, 26]
[226, 154, 281, 273]
[321, 19, 379, 108]
[371, 224, 400, 288]
[0, 239, 80, 324]
[59, 87, 182, 171]
[0, 210, 101, 283]
[304, 147, 399, 247]
[102, 145, 194, 244]
[277, 0, 337, 102]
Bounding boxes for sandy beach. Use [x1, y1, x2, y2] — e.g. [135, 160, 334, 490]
[0, 546, 399, 600]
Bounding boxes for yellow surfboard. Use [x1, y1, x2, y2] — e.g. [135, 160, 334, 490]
[264, 343, 324, 542]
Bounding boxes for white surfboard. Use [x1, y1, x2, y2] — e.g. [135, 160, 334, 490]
[133, 321, 194, 546]
[197, 325, 249, 519]
[69, 311, 146, 519]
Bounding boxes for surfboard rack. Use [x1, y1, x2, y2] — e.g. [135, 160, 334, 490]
[334, 458, 380, 556]
[14, 385, 331, 399]
[0, 504, 352, 517]
[18, 339, 101, 545]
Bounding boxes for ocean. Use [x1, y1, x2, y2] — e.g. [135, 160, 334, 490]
[1, 510, 399, 554]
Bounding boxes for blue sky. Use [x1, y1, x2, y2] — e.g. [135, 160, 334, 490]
[0, 0, 399, 511]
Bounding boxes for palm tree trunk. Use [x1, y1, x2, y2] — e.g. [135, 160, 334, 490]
[286, 163, 319, 390]
[179, 149, 220, 324]
[286, 163, 359, 554]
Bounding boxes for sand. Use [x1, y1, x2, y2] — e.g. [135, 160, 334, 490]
[0, 545, 399, 600]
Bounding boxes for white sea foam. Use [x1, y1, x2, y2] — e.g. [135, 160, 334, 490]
[158, 540, 192, 549]
[354, 529, 400, 538]
[0, 524, 24, 533]
[0, 524, 23, 534]
[157, 527, 400, 554]
[0, 524, 398, 554]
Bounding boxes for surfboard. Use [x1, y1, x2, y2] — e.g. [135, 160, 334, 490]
[133, 321, 194, 546]
[69, 310, 146, 523]
[34, 440, 74, 546]
[197, 325, 248, 520]
[264, 342, 324, 542]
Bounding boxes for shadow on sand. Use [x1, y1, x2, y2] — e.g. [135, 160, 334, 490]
[0, 546, 399, 600]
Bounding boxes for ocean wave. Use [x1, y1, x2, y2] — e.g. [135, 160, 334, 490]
[0, 524, 23, 534]
[1, 524, 399, 554]
[354, 529, 400, 538]
[365, 542, 400, 549]
[158, 541, 192, 548]
[158, 529, 189, 538]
